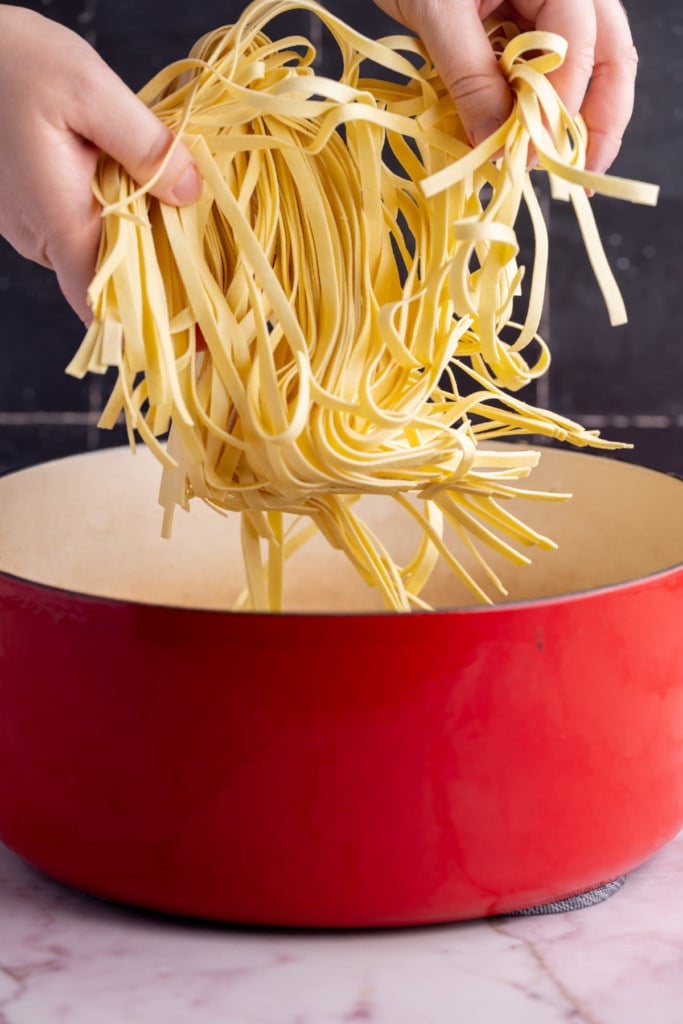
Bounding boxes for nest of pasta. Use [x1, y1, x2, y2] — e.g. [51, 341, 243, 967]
[69, 0, 658, 610]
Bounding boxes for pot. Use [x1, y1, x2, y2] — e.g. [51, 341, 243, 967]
[1, 445, 682, 925]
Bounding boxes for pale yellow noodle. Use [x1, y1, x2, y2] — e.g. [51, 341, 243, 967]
[68, 0, 658, 610]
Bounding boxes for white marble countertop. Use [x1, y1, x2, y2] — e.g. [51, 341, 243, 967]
[1, 833, 682, 1024]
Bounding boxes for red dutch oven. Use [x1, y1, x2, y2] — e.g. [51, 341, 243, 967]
[0, 444, 682, 926]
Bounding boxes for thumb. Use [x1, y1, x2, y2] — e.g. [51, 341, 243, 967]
[70, 53, 203, 205]
[411, 2, 512, 146]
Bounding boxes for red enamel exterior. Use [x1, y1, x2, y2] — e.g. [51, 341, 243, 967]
[1, 566, 683, 925]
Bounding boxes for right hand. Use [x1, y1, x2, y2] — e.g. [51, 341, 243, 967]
[0, 4, 202, 324]
[373, 0, 638, 175]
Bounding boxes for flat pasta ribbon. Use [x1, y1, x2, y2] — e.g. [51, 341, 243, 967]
[68, 0, 659, 611]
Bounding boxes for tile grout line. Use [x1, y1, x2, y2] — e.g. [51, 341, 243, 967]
[0, 412, 103, 426]
[0, 411, 682, 428]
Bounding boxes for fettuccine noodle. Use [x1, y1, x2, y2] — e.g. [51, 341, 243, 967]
[68, 0, 658, 611]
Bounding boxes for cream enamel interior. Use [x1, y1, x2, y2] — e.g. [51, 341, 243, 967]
[0, 445, 682, 613]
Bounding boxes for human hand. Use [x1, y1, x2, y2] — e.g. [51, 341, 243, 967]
[0, 5, 202, 323]
[372, 0, 637, 174]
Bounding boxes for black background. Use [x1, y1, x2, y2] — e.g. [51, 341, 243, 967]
[0, 0, 680, 475]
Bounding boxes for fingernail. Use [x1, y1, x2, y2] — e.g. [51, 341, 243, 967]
[471, 118, 502, 148]
[171, 163, 203, 204]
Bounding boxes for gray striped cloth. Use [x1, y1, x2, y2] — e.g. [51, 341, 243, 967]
[506, 876, 626, 916]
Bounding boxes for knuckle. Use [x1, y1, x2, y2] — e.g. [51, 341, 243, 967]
[620, 43, 639, 72]
[136, 129, 175, 180]
[589, 125, 623, 145]
[67, 59, 107, 132]
[411, 0, 447, 31]
[444, 70, 501, 104]
[1, 206, 48, 266]
[570, 45, 597, 81]
[592, 41, 639, 83]
[65, 46, 99, 97]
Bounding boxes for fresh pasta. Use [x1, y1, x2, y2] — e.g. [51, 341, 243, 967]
[68, 0, 659, 611]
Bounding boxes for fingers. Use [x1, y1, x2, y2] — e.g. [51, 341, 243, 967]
[66, 48, 203, 206]
[580, 0, 638, 172]
[30, 130, 104, 324]
[50, 212, 102, 326]
[0, 6, 203, 325]
[59, 44, 202, 321]
[513, 0, 637, 171]
[375, 0, 635, 170]
[405, 0, 513, 145]
[514, 0, 597, 117]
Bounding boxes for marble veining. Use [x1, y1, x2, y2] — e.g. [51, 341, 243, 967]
[0, 833, 681, 1023]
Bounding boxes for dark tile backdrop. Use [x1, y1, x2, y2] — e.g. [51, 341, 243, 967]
[1, 0, 681, 475]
